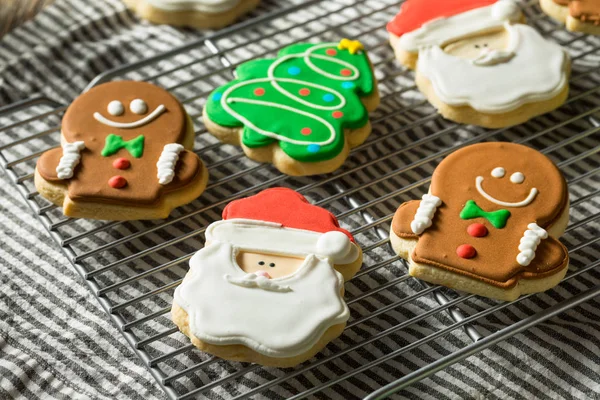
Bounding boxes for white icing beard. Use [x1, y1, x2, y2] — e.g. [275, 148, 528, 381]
[174, 242, 349, 358]
[417, 24, 568, 113]
[144, 0, 241, 13]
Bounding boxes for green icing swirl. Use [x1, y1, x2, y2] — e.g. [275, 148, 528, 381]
[205, 42, 375, 162]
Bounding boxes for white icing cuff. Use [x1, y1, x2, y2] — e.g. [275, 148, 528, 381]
[410, 194, 442, 235]
[157, 143, 184, 185]
[516, 223, 548, 266]
[56, 141, 85, 180]
[206, 219, 360, 265]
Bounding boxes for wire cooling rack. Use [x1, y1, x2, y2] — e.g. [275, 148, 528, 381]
[1, 0, 599, 399]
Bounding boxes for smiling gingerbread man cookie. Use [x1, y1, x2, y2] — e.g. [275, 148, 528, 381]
[172, 188, 363, 367]
[390, 142, 570, 301]
[35, 81, 208, 220]
[541, 0, 600, 35]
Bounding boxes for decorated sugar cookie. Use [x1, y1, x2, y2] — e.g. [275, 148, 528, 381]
[123, 0, 260, 29]
[390, 142, 570, 301]
[35, 81, 208, 220]
[540, 0, 600, 35]
[387, 0, 571, 128]
[172, 188, 363, 367]
[203, 39, 380, 176]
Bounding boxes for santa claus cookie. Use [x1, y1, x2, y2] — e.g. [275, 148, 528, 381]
[123, 0, 260, 29]
[541, 0, 600, 35]
[172, 188, 363, 367]
[35, 81, 208, 221]
[390, 143, 570, 301]
[203, 39, 379, 176]
[387, 0, 571, 128]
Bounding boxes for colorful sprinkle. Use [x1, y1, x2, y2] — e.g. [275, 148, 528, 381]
[254, 88, 265, 96]
[342, 82, 355, 89]
[299, 88, 310, 96]
[332, 111, 344, 119]
[307, 144, 320, 153]
[301, 127, 312, 135]
[467, 223, 488, 238]
[288, 66, 301, 75]
[112, 158, 130, 170]
[108, 175, 127, 189]
[456, 244, 477, 259]
[326, 48, 337, 56]
[323, 93, 335, 102]
[340, 69, 352, 76]
[212, 92, 222, 101]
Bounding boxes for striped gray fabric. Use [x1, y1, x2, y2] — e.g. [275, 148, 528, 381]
[0, 0, 599, 399]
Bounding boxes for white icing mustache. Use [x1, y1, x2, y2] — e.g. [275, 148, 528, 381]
[471, 49, 515, 66]
[224, 273, 292, 293]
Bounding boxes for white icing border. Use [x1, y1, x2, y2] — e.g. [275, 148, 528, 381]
[56, 141, 85, 180]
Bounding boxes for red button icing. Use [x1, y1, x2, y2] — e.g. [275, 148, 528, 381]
[112, 158, 130, 170]
[457, 244, 476, 259]
[108, 175, 127, 189]
[467, 223, 488, 237]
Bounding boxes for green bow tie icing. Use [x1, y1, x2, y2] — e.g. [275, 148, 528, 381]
[101, 134, 145, 158]
[460, 200, 511, 229]
[205, 41, 375, 162]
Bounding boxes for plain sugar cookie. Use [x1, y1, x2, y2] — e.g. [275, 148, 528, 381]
[390, 142, 570, 301]
[203, 39, 380, 176]
[123, 0, 260, 29]
[387, 0, 570, 128]
[35, 81, 208, 220]
[173, 188, 363, 367]
[540, 0, 600, 35]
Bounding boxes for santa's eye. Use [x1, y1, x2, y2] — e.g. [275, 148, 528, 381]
[483, 44, 488, 47]
[510, 172, 525, 184]
[258, 261, 265, 266]
[107, 100, 124, 116]
[475, 45, 480, 49]
[269, 263, 276, 268]
[491, 167, 505, 178]
[130, 99, 147, 114]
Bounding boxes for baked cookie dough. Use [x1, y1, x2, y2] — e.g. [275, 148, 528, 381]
[35, 81, 208, 221]
[540, 0, 600, 35]
[173, 188, 363, 367]
[123, 0, 261, 29]
[203, 39, 380, 176]
[390, 142, 570, 301]
[387, 0, 570, 128]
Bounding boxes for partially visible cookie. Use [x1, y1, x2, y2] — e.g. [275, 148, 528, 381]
[540, 0, 600, 35]
[123, 0, 260, 29]
[173, 188, 363, 367]
[203, 39, 379, 176]
[35, 81, 208, 221]
[390, 142, 570, 301]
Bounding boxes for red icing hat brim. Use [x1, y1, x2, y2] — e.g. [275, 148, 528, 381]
[222, 187, 355, 242]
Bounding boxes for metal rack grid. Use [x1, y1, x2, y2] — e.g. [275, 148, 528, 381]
[0, 0, 599, 398]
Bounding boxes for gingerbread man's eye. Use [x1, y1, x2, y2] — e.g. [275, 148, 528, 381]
[130, 99, 147, 115]
[107, 100, 124, 116]
[510, 172, 525, 184]
[491, 167, 505, 178]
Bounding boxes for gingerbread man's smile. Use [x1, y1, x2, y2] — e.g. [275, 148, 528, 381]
[475, 173, 538, 208]
[93, 99, 166, 129]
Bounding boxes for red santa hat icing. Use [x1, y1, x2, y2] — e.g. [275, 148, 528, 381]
[387, 0, 522, 52]
[208, 188, 359, 264]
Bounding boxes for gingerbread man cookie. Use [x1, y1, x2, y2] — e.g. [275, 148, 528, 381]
[172, 188, 363, 367]
[203, 39, 380, 176]
[35, 81, 208, 220]
[541, 0, 600, 35]
[123, 0, 260, 29]
[390, 143, 570, 301]
[387, 0, 571, 128]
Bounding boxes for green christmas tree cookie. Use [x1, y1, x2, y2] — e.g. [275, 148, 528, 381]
[203, 39, 379, 176]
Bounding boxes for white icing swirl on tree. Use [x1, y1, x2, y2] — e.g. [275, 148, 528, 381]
[56, 141, 85, 180]
[157, 143, 184, 185]
[411, 194, 442, 234]
[516, 223, 548, 266]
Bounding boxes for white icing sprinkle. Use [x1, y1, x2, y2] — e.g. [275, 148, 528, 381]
[510, 172, 525, 184]
[491, 167, 505, 178]
[56, 141, 85, 180]
[410, 194, 442, 235]
[516, 223, 548, 266]
[157, 143, 184, 185]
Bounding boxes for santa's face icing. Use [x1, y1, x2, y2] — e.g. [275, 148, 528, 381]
[444, 29, 514, 66]
[237, 251, 304, 279]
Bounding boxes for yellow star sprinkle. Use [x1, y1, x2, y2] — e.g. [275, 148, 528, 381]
[337, 39, 364, 55]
